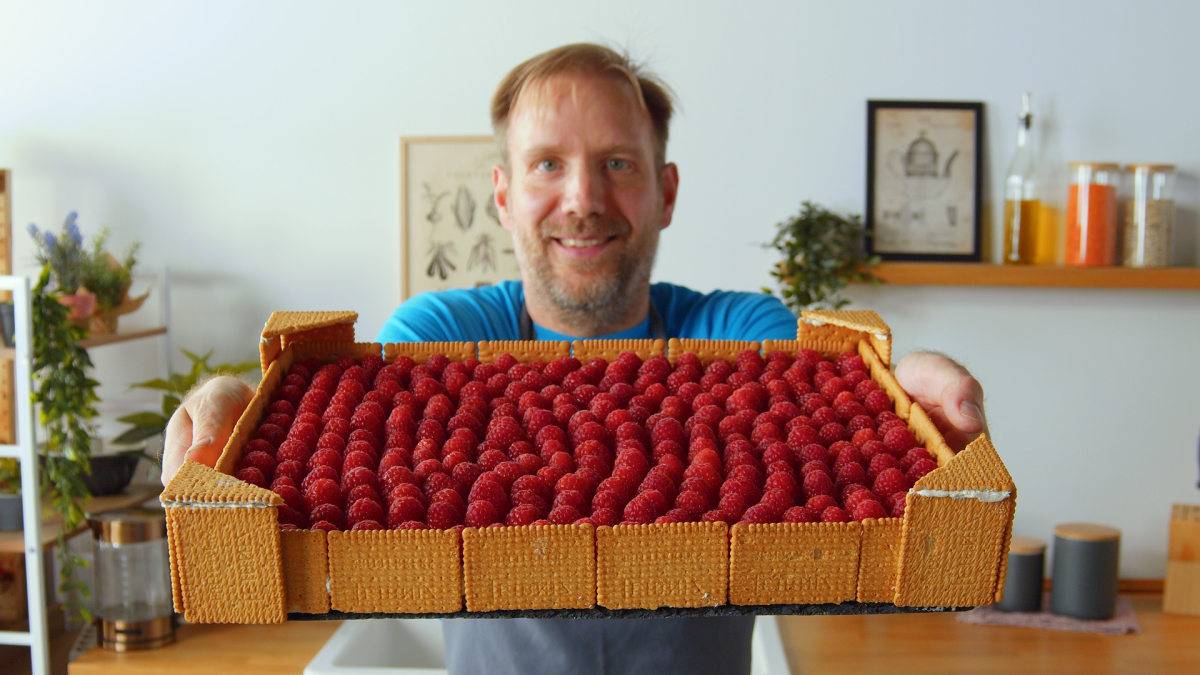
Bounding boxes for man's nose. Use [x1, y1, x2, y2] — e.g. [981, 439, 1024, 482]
[562, 165, 605, 218]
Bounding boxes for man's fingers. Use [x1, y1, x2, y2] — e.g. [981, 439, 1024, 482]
[160, 376, 255, 487]
[894, 351, 988, 451]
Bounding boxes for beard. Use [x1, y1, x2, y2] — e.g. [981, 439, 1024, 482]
[511, 214, 660, 336]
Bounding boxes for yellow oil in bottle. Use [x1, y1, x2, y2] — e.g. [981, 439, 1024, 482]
[1003, 198, 1042, 264]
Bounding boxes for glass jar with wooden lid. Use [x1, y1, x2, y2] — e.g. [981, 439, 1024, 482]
[1122, 164, 1175, 267]
[1066, 163, 1121, 266]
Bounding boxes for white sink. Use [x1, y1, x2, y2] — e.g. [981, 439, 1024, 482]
[305, 615, 791, 675]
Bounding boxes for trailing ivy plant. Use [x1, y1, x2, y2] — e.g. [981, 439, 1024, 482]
[113, 349, 257, 449]
[31, 264, 100, 622]
[763, 201, 881, 312]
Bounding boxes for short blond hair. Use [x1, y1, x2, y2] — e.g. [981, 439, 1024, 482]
[491, 43, 676, 168]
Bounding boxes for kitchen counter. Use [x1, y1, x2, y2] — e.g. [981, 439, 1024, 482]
[69, 594, 1199, 674]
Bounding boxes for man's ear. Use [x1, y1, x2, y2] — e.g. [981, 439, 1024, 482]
[493, 164, 513, 232]
[659, 162, 679, 229]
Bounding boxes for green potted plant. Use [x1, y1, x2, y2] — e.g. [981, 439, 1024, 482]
[0, 458, 20, 531]
[31, 264, 100, 620]
[113, 349, 258, 450]
[763, 201, 881, 312]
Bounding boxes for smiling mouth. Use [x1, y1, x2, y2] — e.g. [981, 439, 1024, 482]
[555, 236, 618, 248]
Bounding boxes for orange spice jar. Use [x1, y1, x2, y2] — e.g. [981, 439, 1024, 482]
[1065, 163, 1120, 266]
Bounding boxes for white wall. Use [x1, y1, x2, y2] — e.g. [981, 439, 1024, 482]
[3, 0, 1197, 577]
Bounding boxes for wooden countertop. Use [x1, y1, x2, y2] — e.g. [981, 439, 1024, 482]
[70, 595, 1200, 675]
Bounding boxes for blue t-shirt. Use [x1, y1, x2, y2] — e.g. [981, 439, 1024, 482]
[376, 280, 797, 343]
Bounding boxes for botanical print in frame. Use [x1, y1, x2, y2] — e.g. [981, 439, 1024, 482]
[400, 136, 521, 299]
[866, 101, 984, 261]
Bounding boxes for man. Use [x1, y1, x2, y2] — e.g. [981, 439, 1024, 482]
[162, 43, 987, 675]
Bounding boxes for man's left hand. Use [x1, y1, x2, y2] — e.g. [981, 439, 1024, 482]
[893, 352, 988, 452]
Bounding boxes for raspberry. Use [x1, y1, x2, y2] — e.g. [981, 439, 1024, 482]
[860, 440, 887, 462]
[883, 427, 918, 455]
[387, 497, 427, 528]
[802, 470, 835, 500]
[701, 509, 735, 526]
[390, 483, 427, 507]
[899, 447, 934, 471]
[764, 471, 800, 499]
[592, 490, 625, 514]
[309, 503, 347, 530]
[591, 507, 620, 527]
[451, 462, 485, 490]
[854, 379, 880, 399]
[468, 479, 508, 512]
[863, 390, 892, 416]
[552, 489, 587, 514]
[804, 493, 837, 515]
[236, 467, 266, 488]
[271, 398, 298, 417]
[623, 492, 665, 524]
[783, 506, 815, 523]
[717, 493, 750, 520]
[872, 468, 910, 499]
[851, 499, 888, 522]
[549, 505, 581, 525]
[820, 506, 849, 523]
[739, 504, 776, 524]
[637, 472, 678, 503]
[304, 478, 341, 513]
[674, 490, 710, 518]
[820, 377, 850, 400]
[240, 448, 276, 476]
[352, 520, 385, 531]
[347, 498, 385, 528]
[834, 462, 867, 491]
[432, 488, 466, 511]
[344, 484, 383, 510]
[907, 458, 938, 484]
[341, 466, 379, 494]
[299, 466, 336, 495]
[506, 504, 543, 526]
[758, 489, 795, 518]
[887, 492, 909, 518]
[346, 448, 382, 474]
[851, 427, 879, 449]
[255, 423, 287, 449]
[842, 486, 875, 510]
[287, 422, 319, 448]
[831, 443, 861, 468]
[423, 472, 461, 500]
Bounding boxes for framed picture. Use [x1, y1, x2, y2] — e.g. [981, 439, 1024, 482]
[865, 100, 984, 261]
[400, 136, 522, 299]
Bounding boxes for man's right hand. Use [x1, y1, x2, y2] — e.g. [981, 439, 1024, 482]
[160, 375, 255, 487]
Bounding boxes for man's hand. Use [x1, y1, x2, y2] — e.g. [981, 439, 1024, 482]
[893, 352, 988, 452]
[161, 375, 255, 487]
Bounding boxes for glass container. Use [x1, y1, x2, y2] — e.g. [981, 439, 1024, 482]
[1122, 164, 1175, 267]
[1003, 93, 1050, 264]
[1065, 162, 1120, 266]
[90, 507, 175, 651]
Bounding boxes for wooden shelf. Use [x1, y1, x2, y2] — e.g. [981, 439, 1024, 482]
[0, 326, 166, 360]
[864, 263, 1200, 289]
[78, 326, 168, 348]
[0, 484, 162, 553]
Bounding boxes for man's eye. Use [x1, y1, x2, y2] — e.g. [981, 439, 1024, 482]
[607, 159, 630, 171]
[538, 159, 558, 171]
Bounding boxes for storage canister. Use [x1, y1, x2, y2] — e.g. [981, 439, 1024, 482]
[1050, 523, 1121, 620]
[89, 507, 175, 651]
[1065, 163, 1120, 266]
[996, 536, 1046, 612]
[1122, 164, 1175, 267]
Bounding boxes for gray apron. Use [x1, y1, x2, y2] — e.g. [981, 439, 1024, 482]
[442, 302, 753, 675]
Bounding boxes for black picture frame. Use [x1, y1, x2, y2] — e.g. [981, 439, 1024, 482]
[865, 100, 984, 262]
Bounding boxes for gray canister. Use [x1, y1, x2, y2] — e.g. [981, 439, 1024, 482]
[1050, 523, 1121, 620]
[996, 536, 1045, 612]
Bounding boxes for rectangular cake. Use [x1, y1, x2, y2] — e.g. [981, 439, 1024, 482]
[162, 309, 1015, 622]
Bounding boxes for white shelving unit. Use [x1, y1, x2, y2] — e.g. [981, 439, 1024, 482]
[0, 275, 50, 674]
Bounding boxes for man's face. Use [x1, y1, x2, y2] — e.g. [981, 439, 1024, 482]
[493, 72, 678, 332]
